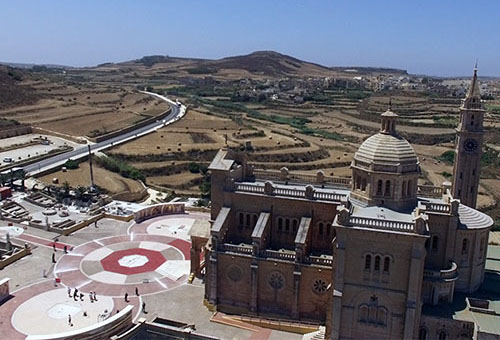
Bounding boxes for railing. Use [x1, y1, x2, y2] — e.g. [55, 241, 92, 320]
[306, 255, 333, 266]
[349, 216, 415, 232]
[273, 187, 305, 198]
[234, 183, 265, 194]
[417, 185, 443, 198]
[324, 176, 351, 187]
[221, 243, 253, 255]
[313, 191, 347, 201]
[423, 262, 458, 280]
[422, 202, 451, 214]
[264, 249, 296, 261]
[253, 168, 351, 188]
[234, 181, 345, 203]
[253, 169, 282, 181]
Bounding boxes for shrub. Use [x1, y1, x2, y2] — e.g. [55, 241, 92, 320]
[95, 155, 145, 182]
[437, 151, 455, 165]
[64, 159, 79, 169]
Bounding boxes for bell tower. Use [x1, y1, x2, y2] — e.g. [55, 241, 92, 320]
[452, 65, 485, 208]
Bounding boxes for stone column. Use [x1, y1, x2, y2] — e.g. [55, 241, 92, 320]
[292, 269, 301, 319]
[403, 243, 424, 339]
[208, 254, 218, 304]
[190, 242, 201, 277]
[250, 263, 258, 313]
[331, 239, 346, 340]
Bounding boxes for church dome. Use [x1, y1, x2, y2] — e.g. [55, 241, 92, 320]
[354, 133, 419, 172]
[353, 108, 419, 174]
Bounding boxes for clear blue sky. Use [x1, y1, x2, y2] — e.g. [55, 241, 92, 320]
[1, 0, 499, 76]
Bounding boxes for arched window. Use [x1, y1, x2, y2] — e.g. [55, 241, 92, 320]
[407, 180, 412, 196]
[365, 254, 372, 270]
[462, 238, 469, 254]
[418, 328, 427, 340]
[471, 115, 474, 126]
[359, 305, 368, 322]
[246, 214, 251, 227]
[319, 222, 324, 235]
[292, 219, 298, 232]
[385, 180, 391, 196]
[377, 180, 383, 195]
[369, 305, 377, 322]
[377, 307, 387, 325]
[438, 330, 447, 340]
[402, 181, 407, 197]
[374, 255, 381, 271]
[285, 219, 290, 232]
[361, 178, 367, 191]
[383, 257, 390, 273]
[356, 175, 361, 189]
[432, 235, 439, 251]
[278, 217, 283, 231]
[239, 212, 244, 226]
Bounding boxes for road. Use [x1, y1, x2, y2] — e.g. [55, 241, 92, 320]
[20, 92, 185, 176]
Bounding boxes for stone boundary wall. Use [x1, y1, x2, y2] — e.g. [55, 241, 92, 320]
[26, 305, 134, 340]
[0, 244, 31, 270]
[0, 125, 32, 139]
[60, 213, 134, 236]
[133, 203, 185, 223]
[86, 107, 171, 143]
[31, 127, 87, 144]
[111, 181, 148, 202]
[0, 277, 9, 303]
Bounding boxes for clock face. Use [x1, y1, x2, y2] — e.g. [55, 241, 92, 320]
[464, 139, 478, 152]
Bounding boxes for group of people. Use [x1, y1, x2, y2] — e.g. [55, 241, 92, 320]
[67, 287, 98, 303]
[51, 241, 69, 263]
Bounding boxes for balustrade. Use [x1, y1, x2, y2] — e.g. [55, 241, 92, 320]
[348, 216, 415, 232]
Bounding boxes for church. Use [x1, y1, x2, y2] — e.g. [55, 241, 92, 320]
[191, 68, 497, 339]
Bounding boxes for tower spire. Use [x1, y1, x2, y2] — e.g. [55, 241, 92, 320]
[466, 62, 481, 102]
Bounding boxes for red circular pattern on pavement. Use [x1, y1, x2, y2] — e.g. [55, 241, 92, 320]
[100, 248, 166, 275]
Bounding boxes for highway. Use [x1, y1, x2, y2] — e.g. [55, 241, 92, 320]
[21, 92, 186, 176]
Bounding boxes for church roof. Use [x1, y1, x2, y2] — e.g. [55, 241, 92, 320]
[458, 203, 493, 230]
[354, 132, 419, 167]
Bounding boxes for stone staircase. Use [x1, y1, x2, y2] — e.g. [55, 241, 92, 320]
[302, 326, 326, 340]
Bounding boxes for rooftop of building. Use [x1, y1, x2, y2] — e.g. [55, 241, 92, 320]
[422, 246, 500, 335]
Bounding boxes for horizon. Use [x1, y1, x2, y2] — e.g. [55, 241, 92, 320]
[1, 1, 499, 77]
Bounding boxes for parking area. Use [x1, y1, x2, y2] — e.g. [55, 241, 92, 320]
[0, 134, 79, 167]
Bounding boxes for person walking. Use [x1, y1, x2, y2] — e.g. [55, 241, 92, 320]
[124, 292, 129, 302]
[80, 292, 84, 301]
[64, 245, 68, 253]
[53, 243, 56, 252]
[135, 287, 139, 296]
[67, 287, 71, 298]
[142, 301, 147, 314]
[68, 314, 72, 327]
[52, 252, 56, 263]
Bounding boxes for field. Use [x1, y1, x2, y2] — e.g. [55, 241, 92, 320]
[0, 76, 169, 137]
[38, 162, 144, 195]
[1, 54, 499, 224]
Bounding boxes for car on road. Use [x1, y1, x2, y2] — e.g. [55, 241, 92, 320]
[3, 157, 13, 163]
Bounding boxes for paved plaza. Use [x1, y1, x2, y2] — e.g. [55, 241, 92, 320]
[0, 211, 301, 340]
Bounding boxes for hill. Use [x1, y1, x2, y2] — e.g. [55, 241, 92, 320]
[0, 66, 39, 109]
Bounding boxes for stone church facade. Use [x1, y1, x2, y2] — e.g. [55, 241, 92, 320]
[196, 68, 495, 339]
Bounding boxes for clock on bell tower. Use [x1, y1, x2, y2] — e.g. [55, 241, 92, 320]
[451, 65, 485, 208]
